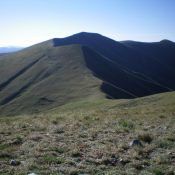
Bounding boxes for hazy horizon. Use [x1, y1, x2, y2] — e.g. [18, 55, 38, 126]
[1, 0, 175, 47]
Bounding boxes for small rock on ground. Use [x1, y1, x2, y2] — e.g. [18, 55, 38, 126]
[129, 139, 142, 147]
[10, 160, 21, 166]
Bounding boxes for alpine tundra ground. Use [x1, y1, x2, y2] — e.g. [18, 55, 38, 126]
[0, 92, 175, 175]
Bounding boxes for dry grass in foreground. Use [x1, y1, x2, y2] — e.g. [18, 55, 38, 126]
[0, 92, 175, 175]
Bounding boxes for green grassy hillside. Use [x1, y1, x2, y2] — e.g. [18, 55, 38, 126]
[0, 44, 104, 115]
[0, 91, 174, 174]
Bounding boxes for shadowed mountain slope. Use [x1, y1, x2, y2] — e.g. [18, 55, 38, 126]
[53, 32, 175, 89]
[0, 32, 174, 115]
[82, 47, 168, 98]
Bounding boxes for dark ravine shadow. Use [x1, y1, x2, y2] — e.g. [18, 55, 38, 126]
[82, 46, 170, 99]
[0, 54, 45, 91]
[0, 70, 45, 106]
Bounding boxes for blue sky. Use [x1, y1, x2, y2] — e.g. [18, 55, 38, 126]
[0, 0, 175, 46]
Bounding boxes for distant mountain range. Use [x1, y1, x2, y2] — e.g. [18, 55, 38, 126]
[0, 46, 23, 53]
[0, 32, 175, 115]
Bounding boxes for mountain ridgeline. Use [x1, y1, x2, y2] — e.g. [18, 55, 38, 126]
[0, 32, 175, 115]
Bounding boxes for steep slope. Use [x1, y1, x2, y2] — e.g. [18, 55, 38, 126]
[0, 44, 103, 115]
[121, 39, 175, 70]
[82, 47, 168, 98]
[121, 39, 175, 89]
[53, 32, 175, 90]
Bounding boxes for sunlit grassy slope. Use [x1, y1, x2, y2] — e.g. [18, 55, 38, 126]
[0, 91, 174, 174]
[0, 44, 104, 116]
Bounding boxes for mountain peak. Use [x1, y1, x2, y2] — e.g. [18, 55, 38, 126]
[160, 39, 173, 44]
[74, 31, 102, 36]
[52, 32, 122, 49]
[52, 32, 104, 41]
